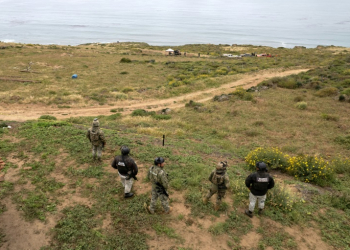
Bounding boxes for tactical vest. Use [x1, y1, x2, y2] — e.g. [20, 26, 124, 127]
[211, 170, 226, 185]
[253, 172, 269, 192]
[90, 129, 100, 146]
[149, 166, 162, 184]
[117, 156, 130, 173]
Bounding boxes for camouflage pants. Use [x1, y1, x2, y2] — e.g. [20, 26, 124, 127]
[92, 145, 102, 159]
[150, 187, 169, 213]
[248, 192, 266, 212]
[206, 184, 226, 206]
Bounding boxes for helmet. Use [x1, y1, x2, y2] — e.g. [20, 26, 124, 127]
[92, 118, 100, 127]
[154, 157, 165, 165]
[216, 161, 228, 170]
[256, 162, 267, 172]
[120, 146, 130, 155]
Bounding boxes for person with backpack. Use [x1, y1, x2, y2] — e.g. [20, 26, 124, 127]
[203, 161, 230, 211]
[111, 146, 138, 198]
[86, 118, 106, 161]
[144, 157, 171, 214]
[244, 162, 275, 218]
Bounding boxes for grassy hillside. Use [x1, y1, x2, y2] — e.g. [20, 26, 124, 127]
[1, 43, 350, 250]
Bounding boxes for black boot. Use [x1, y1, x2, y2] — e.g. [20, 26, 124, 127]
[124, 192, 134, 198]
[258, 209, 264, 215]
[245, 210, 253, 218]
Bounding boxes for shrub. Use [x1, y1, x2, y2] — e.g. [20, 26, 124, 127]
[122, 87, 133, 93]
[185, 100, 203, 108]
[106, 113, 121, 120]
[120, 71, 128, 74]
[120, 58, 131, 63]
[315, 87, 338, 97]
[321, 113, 339, 121]
[286, 155, 334, 185]
[335, 135, 350, 149]
[245, 147, 289, 171]
[152, 114, 171, 120]
[231, 87, 246, 98]
[293, 96, 304, 102]
[339, 95, 346, 102]
[231, 87, 254, 101]
[131, 109, 155, 117]
[39, 115, 57, 120]
[278, 78, 298, 89]
[341, 88, 350, 95]
[115, 93, 128, 100]
[330, 157, 350, 174]
[266, 184, 295, 211]
[295, 101, 307, 110]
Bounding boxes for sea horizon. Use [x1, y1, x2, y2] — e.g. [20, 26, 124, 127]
[1, 0, 350, 49]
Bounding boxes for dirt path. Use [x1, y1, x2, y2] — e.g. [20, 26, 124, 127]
[0, 68, 309, 122]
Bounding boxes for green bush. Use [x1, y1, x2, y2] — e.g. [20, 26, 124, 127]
[286, 155, 334, 185]
[131, 109, 155, 117]
[120, 58, 131, 63]
[315, 87, 338, 97]
[295, 101, 307, 110]
[122, 87, 133, 93]
[293, 96, 304, 102]
[115, 93, 128, 100]
[341, 88, 350, 95]
[120, 71, 128, 74]
[266, 184, 295, 211]
[245, 147, 289, 171]
[335, 135, 350, 149]
[185, 100, 203, 107]
[106, 113, 121, 120]
[39, 115, 57, 120]
[278, 78, 298, 89]
[330, 157, 350, 174]
[321, 113, 339, 121]
[339, 95, 346, 101]
[153, 114, 171, 120]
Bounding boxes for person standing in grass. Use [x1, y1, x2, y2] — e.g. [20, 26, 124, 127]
[203, 161, 230, 211]
[111, 146, 138, 198]
[245, 162, 275, 218]
[86, 118, 106, 161]
[144, 157, 171, 214]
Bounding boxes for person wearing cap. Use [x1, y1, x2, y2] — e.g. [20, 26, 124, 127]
[244, 162, 275, 218]
[111, 146, 138, 198]
[86, 118, 106, 161]
[203, 161, 230, 211]
[144, 157, 171, 214]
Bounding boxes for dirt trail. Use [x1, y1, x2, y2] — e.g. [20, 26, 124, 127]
[0, 68, 309, 122]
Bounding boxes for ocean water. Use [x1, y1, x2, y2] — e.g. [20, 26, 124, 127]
[1, 0, 350, 48]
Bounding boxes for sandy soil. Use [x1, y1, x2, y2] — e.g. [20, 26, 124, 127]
[0, 68, 309, 122]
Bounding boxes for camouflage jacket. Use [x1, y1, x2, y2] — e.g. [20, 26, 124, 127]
[86, 128, 106, 146]
[209, 169, 230, 188]
[147, 165, 169, 189]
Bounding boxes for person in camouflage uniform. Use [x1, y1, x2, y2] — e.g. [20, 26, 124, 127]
[111, 146, 138, 198]
[86, 118, 106, 161]
[203, 161, 230, 211]
[144, 157, 171, 214]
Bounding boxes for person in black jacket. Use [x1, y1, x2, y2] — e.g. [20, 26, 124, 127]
[111, 146, 138, 198]
[245, 162, 274, 217]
